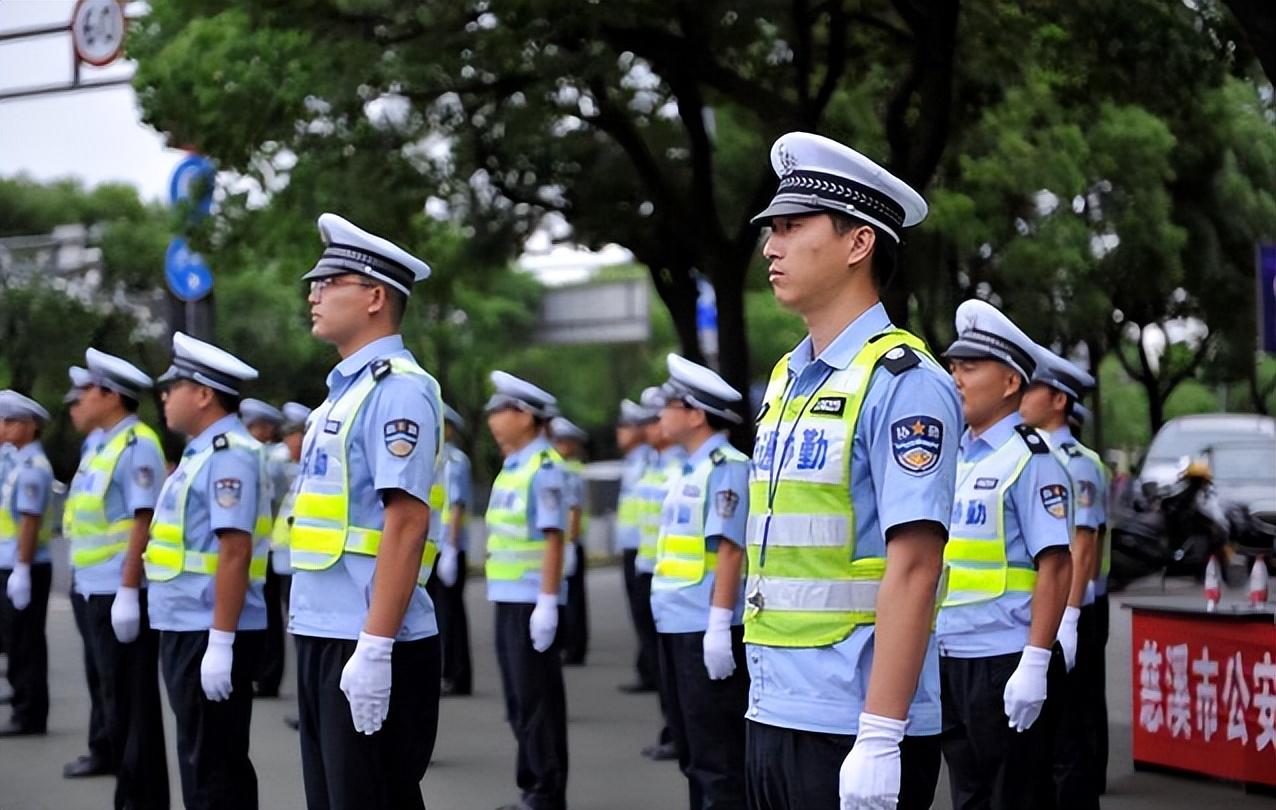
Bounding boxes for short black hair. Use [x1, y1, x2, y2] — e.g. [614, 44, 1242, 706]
[827, 212, 898, 290]
[380, 282, 408, 327]
[120, 394, 140, 413]
[213, 389, 241, 415]
[705, 411, 735, 432]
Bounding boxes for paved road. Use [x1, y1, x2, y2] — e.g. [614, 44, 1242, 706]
[1, 566, 1272, 809]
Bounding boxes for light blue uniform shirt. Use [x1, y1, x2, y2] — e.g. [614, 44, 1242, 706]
[746, 303, 962, 737]
[148, 415, 266, 632]
[1049, 427, 1107, 598]
[486, 435, 568, 605]
[444, 442, 472, 552]
[74, 416, 166, 596]
[0, 441, 54, 569]
[651, 432, 749, 634]
[616, 444, 651, 551]
[289, 335, 440, 642]
[935, 413, 1072, 658]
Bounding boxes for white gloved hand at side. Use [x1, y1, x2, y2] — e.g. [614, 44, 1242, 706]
[702, 606, 736, 680]
[1056, 606, 1081, 672]
[199, 629, 235, 702]
[436, 544, 459, 588]
[839, 712, 906, 809]
[529, 593, 559, 653]
[6, 562, 31, 610]
[339, 632, 394, 735]
[1003, 644, 1052, 732]
[111, 585, 141, 643]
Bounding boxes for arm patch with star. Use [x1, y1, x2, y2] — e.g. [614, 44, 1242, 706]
[889, 415, 943, 475]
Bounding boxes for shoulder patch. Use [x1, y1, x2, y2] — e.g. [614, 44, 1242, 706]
[1077, 479, 1096, 508]
[890, 415, 944, 475]
[383, 419, 420, 458]
[879, 345, 921, 375]
[1014, 424, 1049, 454]
[715, 489, 740, 518]
[710, 447, 726, 466]
[214, 478, 243, 508]
[212, 434, 230, 451]
[371, 358, 392, 381]
[1040, 484, 1069, 519]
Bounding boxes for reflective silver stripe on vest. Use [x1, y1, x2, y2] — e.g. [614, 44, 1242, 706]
[745, 514, 850, 547]
[743, 576, 881, 612]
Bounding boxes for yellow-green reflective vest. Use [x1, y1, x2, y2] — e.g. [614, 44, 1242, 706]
[653, 444, 748, 591]
[635, 456, 679, 574]
[1071, 442, 1111, 580]
[939, 429, 1045, 608]
[289, 358, 444, 586]
[65, 423, 164, 569]
[439, 444, 468, 531]
[0, 452, 54, 547]
[270, 489, 296, 551]
[485, 447, 557, 585]
[143, 432, 272, 583]
[616, 450, 646, 540]
[744, 330, 929, 648]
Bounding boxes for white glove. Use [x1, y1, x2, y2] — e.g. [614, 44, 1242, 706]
[563, 542, 579, 577]
[6, 562, 31, 610]
[839, 712, 906, 809]
[111, 585, 141, 643]
[702, 606, 736, 680]
[340, 632, 394, 735]
[1003, 645, 1052, 732]
[529, 593, 559, 653]
[200, 629, 235, 702]
[436, 544, 459, 588]
[1056, 606, 1080, 672]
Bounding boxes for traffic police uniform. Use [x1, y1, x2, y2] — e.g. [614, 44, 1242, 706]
[743, 133, 958, 810]
[147, 333, 270, 810]
[269, 400, 311, 592]
[550, 415, 591, 665]
[289, 214, 444, 810]
[0, 392, 56, 736]
[428, 403, 474, 696]
[1030, 349, 1106, 809]
[937, 301, 1073, 810]
[615, 398, 658, 689]
[485, 371, 570, 810]
[239, 397, 291, 698]
[651, 354, 752, 809]
[67, 350, 171, 807]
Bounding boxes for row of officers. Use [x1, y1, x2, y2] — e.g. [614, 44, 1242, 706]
[0, 130, 1112, 810]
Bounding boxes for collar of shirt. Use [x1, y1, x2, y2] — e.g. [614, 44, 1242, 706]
[14, 440, 44, 463]
[187, 413, 244, 453]
[504, 435, 551, 471]
[1048, 425, 1073, 449]
[97, 414, 141, 449]
[960, 411, 1025, 462]
[787, 302, 892, 377]
[683, 432, 729, 470]
[325, 334, 407, 392]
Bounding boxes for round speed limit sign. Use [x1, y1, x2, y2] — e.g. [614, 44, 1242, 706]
[72, 0, 127, 67]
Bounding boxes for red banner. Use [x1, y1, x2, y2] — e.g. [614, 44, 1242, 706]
[1130, 607, 1276, 786]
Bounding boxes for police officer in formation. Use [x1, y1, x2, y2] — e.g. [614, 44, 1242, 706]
[66, 349, 171, 809]
[144, 333, 270, 810]
[0, 392, 56, 738]
[289, 213, 445, 810]
[484, 371, 570, 810]
[614, 397, 659, 693]
[651, 353, 752, 808]
[430, 403, 474, 697]
[550, 414, 591, 666]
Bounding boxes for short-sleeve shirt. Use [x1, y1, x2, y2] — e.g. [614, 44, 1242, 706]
[745, 303, 962, 737]
[147, 414, 267, 632]
[74, 416, 166, 596]
[289, 335, 440, 642]
[651, 431, 749, 634]
[935, 413, 1072, 658]
[616, 444, 652, 551]
[444, 443, 472, 552]
[0, 441, 54, 569]
[485, 435, 569, 605]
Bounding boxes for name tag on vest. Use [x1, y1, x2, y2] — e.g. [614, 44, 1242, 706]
[809, 396, 846, 417]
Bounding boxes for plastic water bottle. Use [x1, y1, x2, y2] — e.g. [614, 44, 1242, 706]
[1204, 556, 1221, 612]
[1249, 558, 1269, 607]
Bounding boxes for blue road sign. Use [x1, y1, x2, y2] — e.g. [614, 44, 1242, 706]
[1260, 244, 1276, 355]
[165, 238, 213, 302]
[168, 154, 215, 219]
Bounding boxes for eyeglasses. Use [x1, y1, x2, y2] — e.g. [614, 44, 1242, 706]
[309, 277, 375, 298]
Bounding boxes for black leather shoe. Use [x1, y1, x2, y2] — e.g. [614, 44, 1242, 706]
[283, 714, 300, 731]
[0, 722, 44, 737]
[642, 741, 678, 761]
[616, 681, 656, 694]
[63, 755, 112, 778]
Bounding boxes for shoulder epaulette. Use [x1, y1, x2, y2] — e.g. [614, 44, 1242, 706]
[1014, 424, 1050, 454]
[540, 451, 554, 468]
[878, 345, 921, 375]
[1061, 442, 1082, 459]
[710, 448, 726, 466]
[371, 359, 392, 381]
[212, 434, 230, 451]
[126, 433, 138, 447]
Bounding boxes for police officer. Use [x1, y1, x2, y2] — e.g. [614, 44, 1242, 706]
[615, 398, 658, 692]
[485, 371, 569, 810]
[550, 414, 590, 666]
[0, 392, 55, 737]
[61, 365, 114, 779]
[67, 349, 171, 808]
[289, 214, 444, 810]
[1019, 347, 1106, 809]
[239, 398, 291, 698]
[430, 403, 473, 697]
[743, 132, 960, 810]
[938, 300, 1073, 809]
[274, 401, 309, 731]
[651, 353, 751, 809]
[145, 332, 269, 810]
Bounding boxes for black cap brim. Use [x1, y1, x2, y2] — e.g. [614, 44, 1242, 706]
[750, 200, 830, 225]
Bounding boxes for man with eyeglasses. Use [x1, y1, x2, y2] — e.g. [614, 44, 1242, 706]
[288, 214, 445, 810]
